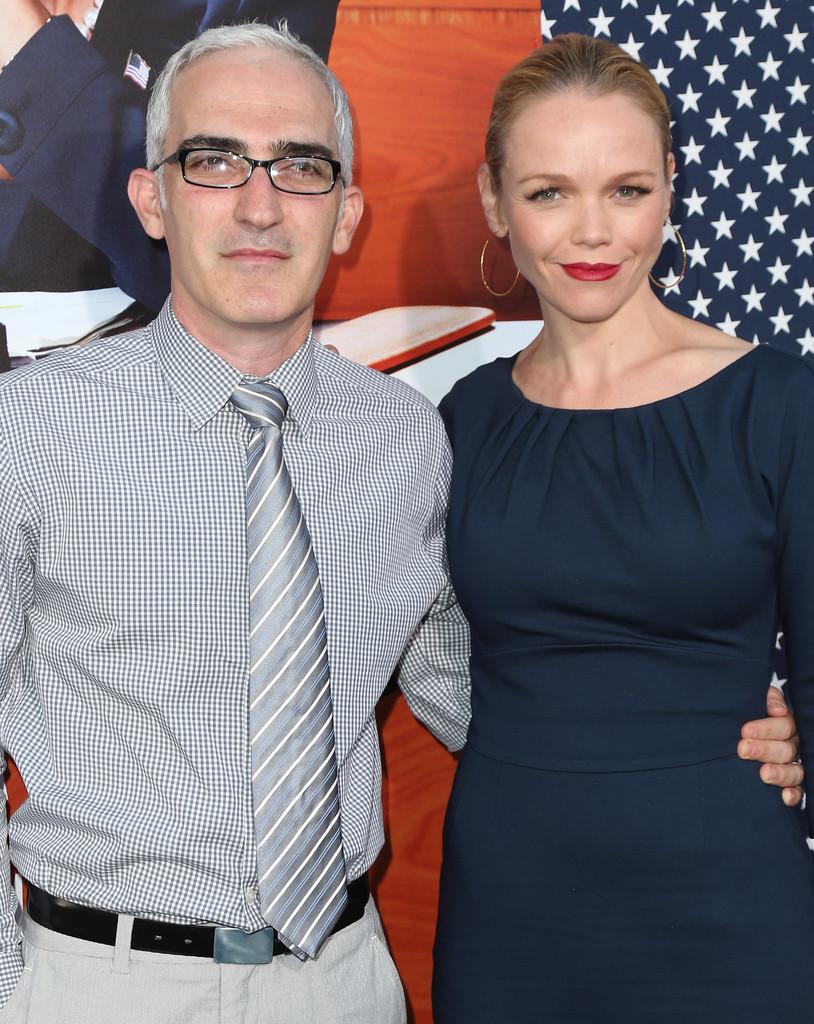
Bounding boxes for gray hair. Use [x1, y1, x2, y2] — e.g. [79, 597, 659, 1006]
[145, 22, 354, 186]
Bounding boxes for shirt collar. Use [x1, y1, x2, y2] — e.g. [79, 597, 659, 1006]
[265, 329, 318, 434]
[150, 299, 318, 433]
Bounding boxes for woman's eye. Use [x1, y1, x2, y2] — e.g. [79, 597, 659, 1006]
[530, 188, 560, 202]
[616, 185, 649, 199]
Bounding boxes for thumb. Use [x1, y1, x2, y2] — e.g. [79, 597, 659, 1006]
[766, 684, 789, 716]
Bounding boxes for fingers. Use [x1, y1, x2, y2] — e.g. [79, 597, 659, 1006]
[738, 737, 799, 765]
[757, 759, 805, 790]
[741, 687, 805, 807]
[782, 786, 804, 808]
[741, 713, 796, 742]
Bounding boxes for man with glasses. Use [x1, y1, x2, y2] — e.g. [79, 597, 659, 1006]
[0, 22, 435, 1024]
[0, 20, 803, 1024]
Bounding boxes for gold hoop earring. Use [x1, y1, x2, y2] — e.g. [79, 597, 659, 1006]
[480, 239, 520, 297]
[649, 222, 687, 289]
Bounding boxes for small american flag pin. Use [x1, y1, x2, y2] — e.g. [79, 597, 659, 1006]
[124, 50, 151, 90]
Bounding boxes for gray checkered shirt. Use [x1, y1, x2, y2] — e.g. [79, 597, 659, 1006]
[0, 301, 471, 1002]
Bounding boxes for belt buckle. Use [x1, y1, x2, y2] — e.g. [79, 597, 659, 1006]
[213, 926, 276, 964]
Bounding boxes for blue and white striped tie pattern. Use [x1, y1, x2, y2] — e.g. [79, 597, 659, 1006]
[231, 380, 348, 958]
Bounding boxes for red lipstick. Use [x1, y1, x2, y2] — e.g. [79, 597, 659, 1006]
[562, 263, 621, 282]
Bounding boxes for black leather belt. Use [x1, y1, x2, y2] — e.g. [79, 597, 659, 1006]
[26, 876, 369, 959]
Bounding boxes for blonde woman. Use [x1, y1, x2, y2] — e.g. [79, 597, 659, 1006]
[433, 35, 814, 1022]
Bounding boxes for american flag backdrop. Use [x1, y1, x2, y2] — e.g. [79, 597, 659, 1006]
[539, 0, 813, 362]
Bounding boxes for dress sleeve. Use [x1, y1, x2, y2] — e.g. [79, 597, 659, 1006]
[775, 362, 814, 839]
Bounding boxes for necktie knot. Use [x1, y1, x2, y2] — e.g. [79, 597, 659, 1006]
[231, 381, 288, 432]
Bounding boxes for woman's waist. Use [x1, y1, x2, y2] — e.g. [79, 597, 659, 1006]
[467, 642, 771, 772]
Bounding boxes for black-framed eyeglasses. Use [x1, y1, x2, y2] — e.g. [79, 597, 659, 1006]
[152, 148, 342, 195]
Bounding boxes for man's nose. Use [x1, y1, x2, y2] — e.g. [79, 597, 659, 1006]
[233, 166, 285, 228]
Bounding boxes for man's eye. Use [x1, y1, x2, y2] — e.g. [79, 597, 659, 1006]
[289, 160, 321, 176]
[276, 158, 333, 185]
[188, 153, 230, 173]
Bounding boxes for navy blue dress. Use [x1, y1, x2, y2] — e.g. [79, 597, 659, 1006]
[433, 346, 814, 1023]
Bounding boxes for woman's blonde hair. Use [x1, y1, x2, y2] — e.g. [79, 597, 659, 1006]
[485, 34, 672, 187]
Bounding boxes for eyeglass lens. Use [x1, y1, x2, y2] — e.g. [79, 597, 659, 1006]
[182, 150, 335, 193]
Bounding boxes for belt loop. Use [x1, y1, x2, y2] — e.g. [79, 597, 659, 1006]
[113, 914, 134, 973]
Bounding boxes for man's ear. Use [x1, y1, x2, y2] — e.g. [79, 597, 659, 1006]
[332, 185, 364, 256]
[128, 168, 167, 241]
[477, 163, 508, 239]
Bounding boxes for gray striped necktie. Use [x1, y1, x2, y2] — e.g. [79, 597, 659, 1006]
[231, 380, 347, 957]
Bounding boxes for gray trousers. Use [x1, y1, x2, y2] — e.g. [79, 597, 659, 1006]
[0, 900, 406, 1024]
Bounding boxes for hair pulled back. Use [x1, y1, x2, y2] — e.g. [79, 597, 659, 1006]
[485, 34, 672, 188]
